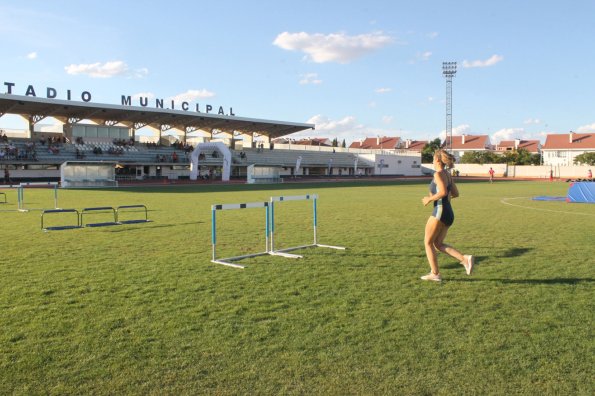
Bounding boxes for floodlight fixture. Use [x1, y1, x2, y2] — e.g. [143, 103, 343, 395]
[442, 61, 457, 153]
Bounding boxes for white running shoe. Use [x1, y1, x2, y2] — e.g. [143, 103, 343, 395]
[463, 255, 474, 275]
[421, 272, 442, 282]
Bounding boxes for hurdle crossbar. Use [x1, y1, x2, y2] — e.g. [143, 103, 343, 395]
[116, 205, 151, 224]
[269, 194, 345, 257]
[211, 201, 270, 269]
[80, 206, 119, 227]
[41, 209, 81, 231]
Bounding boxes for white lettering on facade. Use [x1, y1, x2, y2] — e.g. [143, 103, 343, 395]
[3, 82, 235, 116]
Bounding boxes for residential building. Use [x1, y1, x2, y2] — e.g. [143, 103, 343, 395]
[349, 136, 401, 150]
[447, 134, 491, 162]
[294, 137, 332, 147]
[542, 132, 595, 166]
[399, 139, 428, 152]
[495, 139, 540, 154]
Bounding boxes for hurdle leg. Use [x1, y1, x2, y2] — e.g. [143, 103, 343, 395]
[269, 194, 345, 256]
[313, 197, 345, 250]
[18, 187, 28, 212]
[212, 260, 246, 269]
[210, 202, 271, 268]
[268, 200, 303, 258]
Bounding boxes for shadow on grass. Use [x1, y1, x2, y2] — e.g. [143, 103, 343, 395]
[313, 251, 421, 259]
[497, 247, 534, 258]
[450, 277, 593, 285]
[103, 221, 203, 232]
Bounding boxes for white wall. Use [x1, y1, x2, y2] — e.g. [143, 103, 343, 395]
[448, 164, 508, 177]
[542, 150, 592, 166]
[421, 163, 592, 178]
[360, 153, 423, 176]
[5, 169, 59, 178]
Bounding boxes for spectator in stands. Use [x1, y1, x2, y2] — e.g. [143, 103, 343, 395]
[4, 168, 10, 183]
[420, 149, 474, 282]
[39, 135, 46, 145]
[8, 143, 16, 159]
[212, 150, 218, 158]
[172, 151, 178, 163]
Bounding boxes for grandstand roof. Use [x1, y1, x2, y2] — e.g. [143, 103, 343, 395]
[0, 94, 314, 138]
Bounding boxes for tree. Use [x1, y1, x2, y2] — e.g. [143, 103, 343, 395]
[459, 149, 541, 165]
[341, 139, 346, 148]
[421, 138, 442, 162]
[574, 152, 595, 165]
[332, 138, 338, 147]
[460, 151, 499, 164]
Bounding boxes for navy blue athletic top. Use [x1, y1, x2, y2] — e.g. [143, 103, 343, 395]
[429, 171, 454, 226]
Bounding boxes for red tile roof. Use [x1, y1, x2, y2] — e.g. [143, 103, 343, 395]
[402, 140, 428, 151]
[542, 133, 595, 150]
[294, 138, 332, 146]
[349, 136, 401, 149]
[496, 140, 540, 153]
[448, 135, 490, 150]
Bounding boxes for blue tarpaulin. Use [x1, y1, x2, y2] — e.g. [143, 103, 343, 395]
[566, 182, 595, 204]
[532, 196, 567, 201]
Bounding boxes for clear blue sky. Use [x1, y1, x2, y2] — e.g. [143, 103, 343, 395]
[2, 0, 594, 145]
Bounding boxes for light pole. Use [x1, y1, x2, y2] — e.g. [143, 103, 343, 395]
[442, 61, 457, 153]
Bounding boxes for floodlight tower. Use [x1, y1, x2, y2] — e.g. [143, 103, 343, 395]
[442, 61, 457, 152]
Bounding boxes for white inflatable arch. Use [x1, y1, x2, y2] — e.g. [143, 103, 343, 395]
[190, 142, 231, 181]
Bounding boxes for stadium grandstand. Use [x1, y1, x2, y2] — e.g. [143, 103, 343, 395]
[0, 93, 423, 183]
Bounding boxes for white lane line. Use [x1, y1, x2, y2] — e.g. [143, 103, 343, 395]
[500, 197, 595, 217]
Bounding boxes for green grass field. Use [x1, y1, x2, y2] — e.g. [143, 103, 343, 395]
[1, 180, 593, 395]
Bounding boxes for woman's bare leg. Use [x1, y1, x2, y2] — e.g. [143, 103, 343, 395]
[424, 217, 444, 274]
[434, 225, 468, 268]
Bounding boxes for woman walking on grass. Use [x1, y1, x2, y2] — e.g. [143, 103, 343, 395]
[421, 149, 474, 282]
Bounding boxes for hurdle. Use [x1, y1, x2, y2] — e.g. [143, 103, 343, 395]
[41, 209, 81, 231]
[211, 201, 270, 269]
[80, 206, 119, 227]
[0, 185, 17, 212]
[17, 182, 59, 212]
[269, 194, 345, 258]
[116, 205, 151, 224]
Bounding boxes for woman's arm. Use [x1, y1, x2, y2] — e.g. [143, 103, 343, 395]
[450, 174, 459, 198]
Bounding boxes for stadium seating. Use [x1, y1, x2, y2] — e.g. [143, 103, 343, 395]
[2, 137, 371, 180]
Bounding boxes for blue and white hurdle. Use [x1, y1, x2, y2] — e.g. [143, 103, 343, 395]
[269, 194, 345, 258]
[211, 201, 271, 269]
